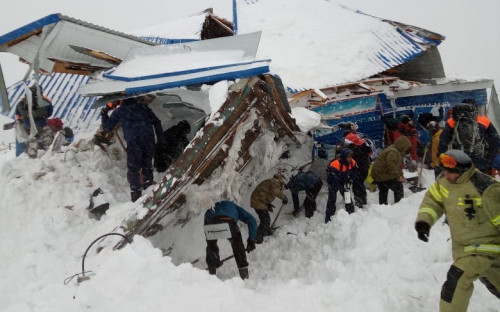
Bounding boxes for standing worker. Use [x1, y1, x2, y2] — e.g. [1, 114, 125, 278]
[342, 122, 372, 207]
[101, 95, 163, 202]
[415, 149, 500, 312]
[371, 136, 411, 205]
[438, 98, 500, 173]
[15, 84, 54, 158]
[427, 121, 443, 177]
[250, 173, 288, 243]
[325, 148, 360, 222]
[204, 200, 257, 279]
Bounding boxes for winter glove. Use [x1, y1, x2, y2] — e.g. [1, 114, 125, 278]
[282, 197, 288, 205]
[415, 221, 430, 242]
[267, 203, 275, 212]
[101, 106, 111, 116]
[246, 239, 256, 253]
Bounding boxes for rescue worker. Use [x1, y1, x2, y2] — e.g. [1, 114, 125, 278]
[427, 121, 443, 177]
[250, 173, 288, 243]
[285, 170, 323, 218]
[101, 95, 163, 202]
[492, 153, 500, 178]
[342, 122, 371, 207]
[325, 148, 361, 223]
[394, 114, 419, 170]
[154, 120, 191, 172]
[415, 149, 500, 312]
[438, 98, 500, 173]
[15, 84, 54, 158]
[204, 200, 257, 279]
[371, 136, 411, 205]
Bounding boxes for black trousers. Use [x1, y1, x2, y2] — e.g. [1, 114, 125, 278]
[205, 217, 248, 270]
[304, 179, 323, 218]
[376, 179, 404, 205]
[254, 209, 272, 242]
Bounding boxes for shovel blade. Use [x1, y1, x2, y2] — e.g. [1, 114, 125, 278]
[409, 186, 426, 193]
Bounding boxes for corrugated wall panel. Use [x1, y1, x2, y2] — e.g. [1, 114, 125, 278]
[3, 73, 100, 131]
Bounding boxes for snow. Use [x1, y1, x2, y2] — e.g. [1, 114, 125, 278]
[1, 115, 498, 311]
[1, 1, 499, 311]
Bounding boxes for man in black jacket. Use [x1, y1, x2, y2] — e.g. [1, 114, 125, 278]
[154, 120, 191, 172]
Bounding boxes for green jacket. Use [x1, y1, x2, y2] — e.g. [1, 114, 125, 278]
[371, 136, 411, 182]
[250, 177, 285, 211]
[416, 166, 500, 260]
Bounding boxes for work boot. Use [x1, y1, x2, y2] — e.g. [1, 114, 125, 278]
[255, 231, 264, 244]
[238, 267, 249, 280]
[208, 267, 216, 275]
[27, 139, 38, 158]
[131, 190, 142, 202]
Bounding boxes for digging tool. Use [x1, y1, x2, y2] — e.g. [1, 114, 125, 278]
[270, 202, 286, 229]
[409, 146, 428, 193]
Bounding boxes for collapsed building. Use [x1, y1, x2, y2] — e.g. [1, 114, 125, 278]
[0, 0, 498, 259]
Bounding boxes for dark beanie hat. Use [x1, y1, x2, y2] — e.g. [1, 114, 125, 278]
[399, 114, 410, 124]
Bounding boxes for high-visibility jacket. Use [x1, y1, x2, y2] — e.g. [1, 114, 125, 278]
[327, 158, 358, 190]
[416, 166, 500, 260]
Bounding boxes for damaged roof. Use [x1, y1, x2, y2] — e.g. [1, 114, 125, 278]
[236, 0, 445, 91]
[0, 13, 155, 75]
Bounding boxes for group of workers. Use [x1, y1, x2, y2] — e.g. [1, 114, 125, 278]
[201, 99, 500, 312]
[14, 86, 499, 311]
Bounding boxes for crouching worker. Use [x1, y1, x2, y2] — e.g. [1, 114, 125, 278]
[154, 120, 191, 172]
[250, 174, 288, 243]
[204, 200, 257, 279]
[325, 148, 361, 223]
[415, 149, 500, 312]
[285, 170, 323, 218]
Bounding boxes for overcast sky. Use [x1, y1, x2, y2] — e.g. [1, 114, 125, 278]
[0, 0, 499, 88]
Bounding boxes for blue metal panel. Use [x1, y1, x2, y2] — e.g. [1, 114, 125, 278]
[105, 59, 271, 82]
[139, 37, 197, 45]
[0, 14, 61, 45]
[124, 65, 269, 94]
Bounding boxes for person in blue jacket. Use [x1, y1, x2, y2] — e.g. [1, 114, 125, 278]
[101, 95, 163, 202]
[285, 170, 323, 218]
[204, 200, 257, 279]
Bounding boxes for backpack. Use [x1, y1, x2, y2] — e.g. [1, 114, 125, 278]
[450, 104, 484, 156]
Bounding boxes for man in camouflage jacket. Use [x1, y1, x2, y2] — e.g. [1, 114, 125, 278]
[250, 174, 288, 243]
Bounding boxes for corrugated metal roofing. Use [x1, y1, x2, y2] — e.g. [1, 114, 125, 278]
[236, 0, 445, 91]
[0, 13, 153, 47]
[4, 74, 101, 131]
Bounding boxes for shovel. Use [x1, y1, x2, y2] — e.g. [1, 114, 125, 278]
[409, 146, 428, 193]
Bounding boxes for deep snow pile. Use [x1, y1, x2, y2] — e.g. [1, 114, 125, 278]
[0, 131, 498, 311]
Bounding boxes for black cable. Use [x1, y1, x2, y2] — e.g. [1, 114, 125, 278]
[81, 233, 131, 274]
[64, 232, 131, 285]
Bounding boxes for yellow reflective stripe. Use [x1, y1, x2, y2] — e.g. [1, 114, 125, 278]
[419, 207, 439, 224]
[464, 244, 500, 254]
[473, 198, 482, 206]
[429, 184, 443, 202]
[439, 184, 449, 198]
[458, 198, 464, 206]
[492, 214, 500, 227]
